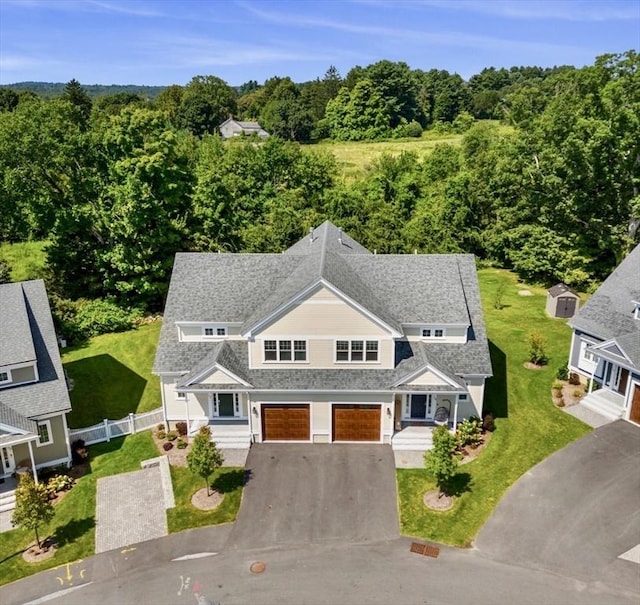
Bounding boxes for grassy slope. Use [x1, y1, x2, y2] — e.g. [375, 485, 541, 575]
[62, 322, 162, 428]
[310, 132, 463, 181]
[0, 240, 47, 282]
[397, 268, 591, 546]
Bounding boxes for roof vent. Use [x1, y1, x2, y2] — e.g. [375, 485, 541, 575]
[309, 227, 314, 244]
[338, 227, 343, 245]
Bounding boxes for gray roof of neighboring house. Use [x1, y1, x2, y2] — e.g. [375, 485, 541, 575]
[0, 280, 71, 427]
[569, 244, 640, 368]
[0, 282, 36, 367]
[154, 221, 493, 382]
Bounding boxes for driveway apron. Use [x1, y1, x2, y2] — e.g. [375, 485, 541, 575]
[228, 443, 399, 549]
[95, 465, 168, 554]
[475, 420, 640, 591]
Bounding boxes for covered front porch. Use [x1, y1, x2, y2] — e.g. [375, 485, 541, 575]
[187, 418, 252, 449]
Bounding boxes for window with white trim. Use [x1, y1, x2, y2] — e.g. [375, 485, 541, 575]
[421, 328, 445, 339]
[458, 393, 468, 402]
[212, 393, 241, 417]
[336, 340, 379, 362]
[175, 391, 186, 400]
[36, 420, 53, 446]
[264, 339, 307, 362]
[0, 370, 10, 385]
[203, 326, 227, 337]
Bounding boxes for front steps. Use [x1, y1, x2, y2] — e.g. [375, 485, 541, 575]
[580, 389, 625, 421]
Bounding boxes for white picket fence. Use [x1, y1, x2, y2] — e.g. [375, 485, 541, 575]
[69, 408, 164, 445]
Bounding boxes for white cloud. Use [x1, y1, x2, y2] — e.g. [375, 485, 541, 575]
[369, 0, 640, 22]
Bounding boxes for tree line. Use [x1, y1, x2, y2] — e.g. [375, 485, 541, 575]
[0, 51, 638, 320]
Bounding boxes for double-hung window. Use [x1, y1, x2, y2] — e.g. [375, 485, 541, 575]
[0, 370, 10, 385]
[203, 326, 226, 337]
[422, 328, 445, 339]
[264, 340, 306, 362]
[36, 420, 53, 446]
[336, 340, 379, 362]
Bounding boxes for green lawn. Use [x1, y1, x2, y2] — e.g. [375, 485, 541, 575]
[167, 466, 245, 533]
[0, 432, 158, 587]
[0, 240, 47, 282]
[310, 132, 463, 181]
[62, 322, 162, 428]
[397, 268, 591, 545]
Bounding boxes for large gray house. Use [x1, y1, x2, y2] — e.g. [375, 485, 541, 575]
[153, 222, 492, 452]
[219, 118, 269, 140]
[568, 244, 640, 424]
[0, 280, 72, 482]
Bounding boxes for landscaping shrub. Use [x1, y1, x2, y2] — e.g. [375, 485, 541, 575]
[573, 389, 583, 398]
[482, 412, 496, 432]
[156, 431, 166, 440]
[46, 474, 74, 498]
[163, 442, 174, 451]
[176, 438, 187, 449]
[166, 431, 178, 441]
[395, 120, 423, 138]
[568, 372, 581, 386]
[52, 296, 142, 343]
[71, 439, 88, 465]
[552, 380, 563, 391]
[556, 365, 569, 381]
[455, 417, 483, 449]
[157, 423, 165, 431]
[175, 422, 188, 436]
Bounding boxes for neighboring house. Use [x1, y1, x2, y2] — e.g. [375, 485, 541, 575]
[0, 280, 72, 482]
[568, 244, 640, 424]
[153, 222, 492, 451]
[219, 118, 269, 140]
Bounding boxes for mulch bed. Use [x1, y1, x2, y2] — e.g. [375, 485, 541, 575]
[22, 538, 57, 563]
[152, 432, 192, 467]
[458, 430, 492, 465]
[191, 487, 224, 511]
[524, 362, 546, 370]
[423, 489, 454, 511]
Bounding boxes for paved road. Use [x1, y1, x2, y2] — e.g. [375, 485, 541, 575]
[475, 420, 640, 594]
[228, 443, 399, 549]
[2, 426, 639, 605]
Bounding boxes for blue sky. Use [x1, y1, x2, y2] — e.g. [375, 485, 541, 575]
[1, 0, 638, 86]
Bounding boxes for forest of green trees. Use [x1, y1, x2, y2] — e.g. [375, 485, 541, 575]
[0, 51, 638, 333]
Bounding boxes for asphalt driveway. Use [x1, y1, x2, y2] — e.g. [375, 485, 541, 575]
[227, 443, 399, 549]
[475, 420, 640, 592]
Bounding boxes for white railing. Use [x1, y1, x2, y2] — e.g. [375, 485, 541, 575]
[69, 408, 164, 445]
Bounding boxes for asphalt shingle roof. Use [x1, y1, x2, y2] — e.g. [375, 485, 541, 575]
[0, 280, 71, 426]
[154, 222, 493, 384]
[0, 282, 36, 366]
[570, 244, 640, 368]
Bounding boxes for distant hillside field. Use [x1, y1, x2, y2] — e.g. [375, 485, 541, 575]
[309, 133, 463, 180]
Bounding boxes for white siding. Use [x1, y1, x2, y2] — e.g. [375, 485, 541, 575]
[199, 369, 242, 385]
[177, 324, 242, 342]
[161, 376, 208, 420]
[406, 369, 452, 386]
[463, 376, 486, 416]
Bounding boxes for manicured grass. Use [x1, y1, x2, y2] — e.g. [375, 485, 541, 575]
[62, 322, 162, 428]
[0, 432, 158, 587]
[310, 132, 463, 181]
[167, 466, 245, 533]
[397, 268, 591, 546]
[0, 240, 47, 282]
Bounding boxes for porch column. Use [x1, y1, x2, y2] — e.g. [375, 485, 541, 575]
[27, 440, 38, 484]
[184, 396, 190, 436]
[452, 398, 459, 432]
[588, 358, 598, 393]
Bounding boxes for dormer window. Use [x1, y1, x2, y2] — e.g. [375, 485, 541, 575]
[0, 370, 10, 385]
[203, 326, 227, 338]
[421, 328, 445, 339]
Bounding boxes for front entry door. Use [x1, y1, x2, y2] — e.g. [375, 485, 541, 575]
[1, 446, 15, 475]
[630, 385, 640, 425]
[218, 393, 235, 417]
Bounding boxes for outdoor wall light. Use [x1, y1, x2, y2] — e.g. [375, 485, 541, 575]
[386, 407, 392, 417]
[252, 406, 258, 416]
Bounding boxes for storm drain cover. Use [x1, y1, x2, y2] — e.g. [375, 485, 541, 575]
[410, 542, 440, 558]
[250, 561, 266, 573]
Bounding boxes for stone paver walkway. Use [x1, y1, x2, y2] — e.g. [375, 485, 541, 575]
[95, 465, 167, 554]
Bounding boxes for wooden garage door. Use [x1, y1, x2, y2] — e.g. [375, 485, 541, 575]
[332, 405, 381, 442]
[262, 405, 310, 441]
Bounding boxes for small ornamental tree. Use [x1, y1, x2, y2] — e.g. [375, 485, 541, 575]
[11, 473, 55, 549]
[424, 425, 458, 498]
[186, 426, 224, 496]
[528, 332, 548, 366]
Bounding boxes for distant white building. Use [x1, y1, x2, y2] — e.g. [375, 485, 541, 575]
[219, 118, 269, 140]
